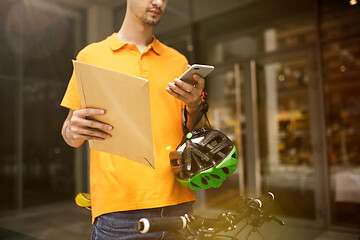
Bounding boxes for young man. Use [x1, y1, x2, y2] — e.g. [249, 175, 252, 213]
[61, 0, 205, 239]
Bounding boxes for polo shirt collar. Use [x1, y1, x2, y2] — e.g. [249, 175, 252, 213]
[108, 33, 127, 51]
[150, 37, 162, 55]
[108, 33, 162, 55]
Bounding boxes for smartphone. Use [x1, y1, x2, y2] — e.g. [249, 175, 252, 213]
[178, 64, 214, 85]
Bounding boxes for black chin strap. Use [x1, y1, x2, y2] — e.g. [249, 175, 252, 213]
[183, 92, 211, 134]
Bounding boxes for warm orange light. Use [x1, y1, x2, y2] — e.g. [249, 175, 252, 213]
[166, 146, 172, 151]
[350, 0, 357, 5]
[278, 74, 285, 82]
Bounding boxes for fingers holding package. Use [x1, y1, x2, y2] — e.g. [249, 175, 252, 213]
[64, 108, 112, 146]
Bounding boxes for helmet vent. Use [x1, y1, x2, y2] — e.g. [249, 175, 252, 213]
[222, 167, 229, 175]
[201, 178, 208, 185]
[231, 152, 237, 159]
[209, 140, 218, 148]
[210, 174, 220, 180]
[191, 182, 200, 188]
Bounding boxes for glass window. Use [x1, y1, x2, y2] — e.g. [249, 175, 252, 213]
[0, 0, 84, 211]
[22, 82, 75, 207]
[0, 79, 18, 211]
[0, 0, 17, 77]
[22, 15, 75, 81]
[321, 0, 360, 40]
[4, 1, 78, 81]
[258, 56, 315, 219]
[323, 37, 360, 228]
[198, 0, 316, 63]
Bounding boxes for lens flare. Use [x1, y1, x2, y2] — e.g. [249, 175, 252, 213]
[5, 0, 71, 59]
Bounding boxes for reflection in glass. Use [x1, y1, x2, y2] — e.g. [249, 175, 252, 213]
[0, 0, 81, 211]
[324, 37, 360, 228]
[258, 57, 315, 219]
[4, 1, 75, 81]
[22, 82, 75, 207]
[0, 1, 19, 77]
[0, 80, 18, 211]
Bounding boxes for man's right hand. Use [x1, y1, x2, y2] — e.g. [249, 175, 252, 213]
[62, 108, 113, 148]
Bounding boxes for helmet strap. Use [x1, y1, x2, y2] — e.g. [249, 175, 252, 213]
[182, 92, 212, 134]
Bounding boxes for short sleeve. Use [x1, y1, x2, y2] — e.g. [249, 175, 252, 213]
[60, 65, 82, 110]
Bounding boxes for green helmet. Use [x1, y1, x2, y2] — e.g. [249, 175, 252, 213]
[170, 127, 238, 190]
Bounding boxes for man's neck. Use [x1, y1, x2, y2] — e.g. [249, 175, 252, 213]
[116, 14, 154, 53]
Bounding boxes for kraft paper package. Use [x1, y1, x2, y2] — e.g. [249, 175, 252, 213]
[73, 60, 155, 168]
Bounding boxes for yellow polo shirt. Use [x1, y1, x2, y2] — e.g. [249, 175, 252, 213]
[61, 33, 195, 223]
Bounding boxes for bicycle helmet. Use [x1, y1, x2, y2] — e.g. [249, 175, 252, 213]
[170, 127, 238, 190]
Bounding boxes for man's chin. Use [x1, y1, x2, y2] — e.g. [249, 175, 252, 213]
[145, 17, 161, 26]
[148, 21, 160, 26]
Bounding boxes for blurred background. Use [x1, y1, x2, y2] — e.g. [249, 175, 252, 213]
[0, 0, 359, 239]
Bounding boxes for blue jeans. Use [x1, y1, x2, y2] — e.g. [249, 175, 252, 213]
[92, 202, 193, 240]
